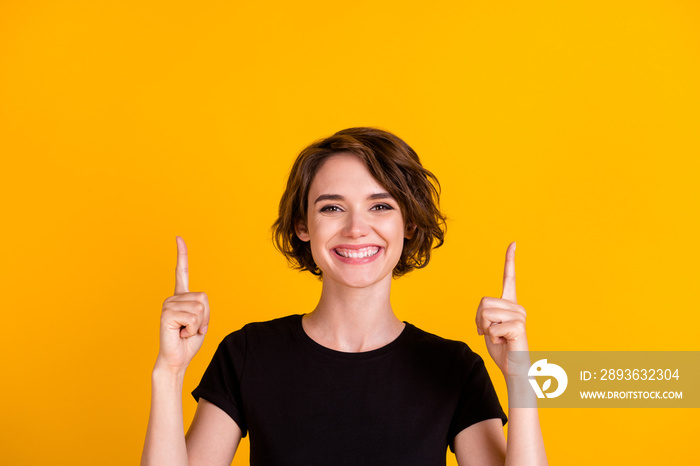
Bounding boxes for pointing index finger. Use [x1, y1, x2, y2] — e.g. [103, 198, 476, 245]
[501, 241, 517, 303]
[175, 236, 189, 295]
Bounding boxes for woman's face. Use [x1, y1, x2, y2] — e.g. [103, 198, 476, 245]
[296, 153, 411, 289]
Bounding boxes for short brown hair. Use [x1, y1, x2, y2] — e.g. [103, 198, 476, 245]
[272, 127, 446, 278]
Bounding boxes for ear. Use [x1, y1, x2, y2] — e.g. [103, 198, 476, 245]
[405, 223, 417, 240]
[295, 219, 310, 242]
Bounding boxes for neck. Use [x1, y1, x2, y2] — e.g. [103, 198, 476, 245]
[302, 275, 404, 352]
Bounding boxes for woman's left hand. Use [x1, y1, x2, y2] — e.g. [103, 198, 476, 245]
[475, 242, 529, 376]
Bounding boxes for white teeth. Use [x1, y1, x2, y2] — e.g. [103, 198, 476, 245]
[335, 247, 380, 258]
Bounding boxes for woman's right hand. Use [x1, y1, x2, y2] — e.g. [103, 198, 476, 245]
[155, 236, 210, 375]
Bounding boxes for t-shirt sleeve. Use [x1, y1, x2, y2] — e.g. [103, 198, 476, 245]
[191, 329, 248, 436]
[448, 346, 507, 453]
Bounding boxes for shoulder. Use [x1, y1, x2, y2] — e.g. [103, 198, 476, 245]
[219, 314, 302, 349]
[405, 323, 486, 371]
[407, 323, 479, 357]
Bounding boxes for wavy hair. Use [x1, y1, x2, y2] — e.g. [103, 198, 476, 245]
[272, 127, 447, 278]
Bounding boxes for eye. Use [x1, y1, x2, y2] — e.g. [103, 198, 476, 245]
[371, 203, 394, 211]
[320, 205, 342, 213]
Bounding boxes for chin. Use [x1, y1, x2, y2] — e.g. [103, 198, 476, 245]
[324, 270, 391, 289]
[341, 279, 378, 289]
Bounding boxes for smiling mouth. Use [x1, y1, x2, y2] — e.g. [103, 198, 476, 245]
[333, 246, 381, 259]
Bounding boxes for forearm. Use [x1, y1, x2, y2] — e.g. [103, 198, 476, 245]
[141, 366, 189, 466]
[504, 376, 548, 466]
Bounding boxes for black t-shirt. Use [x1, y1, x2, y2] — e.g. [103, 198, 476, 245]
[192, 314, 507, 466]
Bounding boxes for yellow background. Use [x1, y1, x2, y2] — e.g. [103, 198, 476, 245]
[1, 0, 698, 464]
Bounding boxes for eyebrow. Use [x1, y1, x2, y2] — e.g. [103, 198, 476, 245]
[313, 192, 394, 204]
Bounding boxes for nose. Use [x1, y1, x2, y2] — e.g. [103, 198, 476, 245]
[342, 210, 370, 238]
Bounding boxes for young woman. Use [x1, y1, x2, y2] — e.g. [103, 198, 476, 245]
[141, 127, 547, 465]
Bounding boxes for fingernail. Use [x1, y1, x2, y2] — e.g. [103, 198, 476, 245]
[200, 325, 208, 335]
